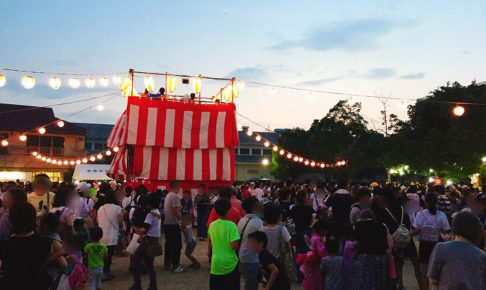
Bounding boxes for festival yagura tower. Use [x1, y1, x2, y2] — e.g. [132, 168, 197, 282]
[105, 72, 240, 192]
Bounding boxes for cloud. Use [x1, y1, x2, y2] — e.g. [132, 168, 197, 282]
[272, 18, 405, 51]
[400, 72, 425, 80]
[297, 77, 342, 86]
[363, 68, 395, 79]
[226, 67, 266, 80]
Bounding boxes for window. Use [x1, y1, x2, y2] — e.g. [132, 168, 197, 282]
[263, 149, 272, 156]
[85, 142, 92, 150]
[0, 133, 8, 154]
[94, 143, 104, 150]
[27, 135, 64, 156]
[239, 148, 250, 155]
[251, 149, 262, 155]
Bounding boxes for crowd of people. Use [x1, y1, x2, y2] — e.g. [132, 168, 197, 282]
[0, 176, 485, 290]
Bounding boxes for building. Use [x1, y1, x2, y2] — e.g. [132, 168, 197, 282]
[73, 123, 114, 153]
[0, 103, 87, 182]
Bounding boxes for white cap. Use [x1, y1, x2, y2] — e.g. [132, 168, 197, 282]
[76, 182, 91, 192]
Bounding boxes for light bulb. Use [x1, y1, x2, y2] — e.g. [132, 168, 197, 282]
[99, 77, 109, 87]
[69, 78, 80, 88]
[22, 76, 35, 89]
[19, 135, 27, 141]
[105, 150, 112, 156]
[452, 105, 465, 117]
[32, 151, 38, 156]
[273, 146, 278, 152]
[279, 149, 285, 155]
[97, 154, 103, 159]
[320, 164, 325, 168]
[246, 130, 253, 136]
[76, 160, 81, 164]
[293, 156, 298, 161]
[57, 161, 62, 165]
[70, 161, 75, 165]
[90, 156, 96, 162]
[1, 140, 8, 147]
[46, 158, 51, 162]
[38, 127, 46, 134]
[310, 162, 316, 167]
[41, 157, 46, 161]
[82, 158, 88, 163]
[264, 141, 270, 147]
[286, 153, 292, 159]
[113, 146, 119, 152]
[85, 78, 95, 88]
[57, 120, 65, 128]
[36, 155, 42, 159]
[63, 160, 69, 165]
[298, 157, 303, 162]
[255, 135, 261, 141]
[48, 77, 61, 89]
[96, 104, 104, 111]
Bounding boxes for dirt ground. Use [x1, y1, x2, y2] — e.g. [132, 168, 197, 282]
[104, 233, 419, 290]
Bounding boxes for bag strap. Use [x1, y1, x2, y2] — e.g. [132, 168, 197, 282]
[103, 205, 119, 230]
[399, 206, 404, 225]
[385, 207, 400, 226]
[240, 217, 252, 238]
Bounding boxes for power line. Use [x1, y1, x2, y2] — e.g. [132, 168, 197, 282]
[0, 67, 125, 76]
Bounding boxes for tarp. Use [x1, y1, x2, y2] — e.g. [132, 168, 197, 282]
[73, 164, 112, 181]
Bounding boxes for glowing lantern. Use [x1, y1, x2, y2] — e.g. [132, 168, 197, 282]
[70, 161, 75, 165]
[310, 162, 316, 167]
[97, 154, 103, 159]
[76, 160, 81, 165]
[113, 147, 119, 152]
[193, 78, 201, 93]
[232, 84, 239, 98]
[105, 150, 112, 156]
[85, 78, 95, 88]
[246, 130, 253, 136]
[19, 135, 27, 142]
[22, 76, 35, 89]
[452, 105, 465, 117]
[57, 161, 62, 165]
[38, 127, 46, 134]
[82, 158, 88, 163]
[1, 140, 8, 147]
[48, 77, 61, 89]
[144, 76, 155, 92]
[279, 149, 285, 155]
[57, 120, 65, 128]
[293, 156, 298, 162]
[223, 87, 232, 102]
[320, 163, 325, 168]
[167, 77, 177, 92]
[36, 155, 42, 159]
[304, 160, 310, 166]
[264, 141, 270, 147]
[63, 160, 68, 165]
[112, 75, 121, 84]
[255, 135, 262, 141]
[0, 74, 6, 87]
[46, 158, 51, 162]
[90, 156, 96, 162]
[99, 77, 109, 87]
[32, 151, 38, 156]
[120, 78, 133, 97]
[286, 153, 292, 159]
[51, 159, 57, 164]
[298, 157, 303, 162]
[41, 157, 46, 161]
[69, 78, 80, 88]
[273, 145, 278, 152]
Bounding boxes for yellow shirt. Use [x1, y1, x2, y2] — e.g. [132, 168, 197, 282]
[27, 192, 55, 214]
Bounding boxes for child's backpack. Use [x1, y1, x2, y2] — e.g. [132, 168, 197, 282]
[385, 206, 411, 248]
[420, 214, 440, 242]
[69, 254, 88, 288]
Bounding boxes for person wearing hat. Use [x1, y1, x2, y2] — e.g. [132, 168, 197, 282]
[27, 174, 55, 216]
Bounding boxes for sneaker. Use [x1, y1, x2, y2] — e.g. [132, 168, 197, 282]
[173, 265, 184, 273]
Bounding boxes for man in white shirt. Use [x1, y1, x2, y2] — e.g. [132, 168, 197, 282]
[163, 180, 184, 273]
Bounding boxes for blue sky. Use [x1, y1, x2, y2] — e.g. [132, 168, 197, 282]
[1, 0, 485, 130]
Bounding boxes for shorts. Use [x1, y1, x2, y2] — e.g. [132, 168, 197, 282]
[185, 240, 196, 255]
[418, 241, 437, 264]
[89, 267, 103, 290]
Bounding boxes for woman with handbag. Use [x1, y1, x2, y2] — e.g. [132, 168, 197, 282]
[129, 193, 162, 290]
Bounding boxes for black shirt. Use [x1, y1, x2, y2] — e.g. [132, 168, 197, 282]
[354, 220, 388, 255]
[259, 249, 290, 290]
[375, 205, 411, 234]
[325, 191, 355, 234]
[290, 205, 314, 231]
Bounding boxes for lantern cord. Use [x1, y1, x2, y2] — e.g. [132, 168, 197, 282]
[0, 67, 125, 76]
[132, 70, 233, 81]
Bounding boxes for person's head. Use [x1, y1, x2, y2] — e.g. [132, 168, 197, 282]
[137, 194, 149, 208]
[462, 189, 475, 207]
[357, 187, 371, 208]
[312, 219, 330, 237]
[425, 193, 438, 215]
[147, 193, 161, 209]
[124, 186, 132, 197]
[89, 226, 103, 242]
[433, 185, 445, 196]
[10, 202, 36, 235]
[3, 187, 27, 209]
[197, 184, 205, 194]
[242, 197, 260, 215]
[32, 174, 52, 195]
[104, 190, 118, 205]
[73, 219, 85, 232]
[52, 188, 75, 208]
[325, 238, 340, 256]
[263, 206, 282, 225]
[337, 179, 347, 190]
[249, 182, 255, 189]
[170, 180, 181, 193]
[295, 190, 308, 206]
[452, 211, 484, 244]
[183, 190, 190, 199]
[218, 186, 232, 200]
[214, 199, 231, 218]
[39, 213, 60, 235]
[63, 235, 84, 253]
[247, 230, 268, 254]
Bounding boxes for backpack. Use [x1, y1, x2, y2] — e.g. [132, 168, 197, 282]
[68, 254, 88, 288]
[385, 206, 411, 249]
[420, 212, 440, 242]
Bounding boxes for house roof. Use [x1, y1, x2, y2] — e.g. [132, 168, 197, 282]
[0, 103, 87, 136]
[73, 123, 114, 140]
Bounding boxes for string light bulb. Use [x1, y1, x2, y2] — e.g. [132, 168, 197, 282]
[22, 76, 35, 89]
[36, 154, 42, 159]
[57, 161, 62, 165]
[90, 156, 96, 162]
[41, 157, 46, 161]
[97, 154, 103, 159]
[57, 120, 65, 128]
[279, 149, 285, 155]
[273, 145, 278, 152]
[113, 146, 119, 152]
[144, 76, 155, 92]
[264, 141, 270, 147]
[82, 158, 88, 163]
[1, 140, 8, 147]
[310, 161, 316, 167]
[76, 160, 81, 165]
[96, 104, 104, 111]
[105, 150, 112, 156]
[69, 78, 80, 88]
[293, 156, 298, 162]
[286, 153, 292, 159]
[70, 161, 75, 165]
[304, 160, 309, 166]
[255, 135, 262, 141]
[99, 77, 109, 87]
[0, 74, 5, 87]
[320, 164, 325, 168]
[32, 151, 38, 156]
[46, 158, 51, 163]
[38, 127, 46, 134]
[298, 157, 303, 162]
[48, 77, 61, 89]
[85, 78, 95, 88]
[63, 160, 68, 165]
[112, 75, 121, 84]
[246, 130, 253, 136]
[452, 105, 465, 117]
[19, 135, 27, 142]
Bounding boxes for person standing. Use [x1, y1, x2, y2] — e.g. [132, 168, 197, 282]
[84, 227, 108, 290]
[27, 174, 55, 216]
[254, 183, 264, 202]
[349, 187, 371, 225]
[163, 180, 184, 273]
[194, 184, 210, 240]
[324, 180, 354, 240]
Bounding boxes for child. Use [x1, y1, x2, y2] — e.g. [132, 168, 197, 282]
[181, 190, 193, 216]
[84, 227, 108, 290]
[320, 238, 344, 290]
[247, 231, 291, 290]
[74, 219, 89, 248]
[183, 224, 200, 269]
[299, 219, 329, 290]
[207, 199, 240, 290]
[58, 235, 88, 290]
[40, 213, 67, 287]
[342, 225, 356, 280]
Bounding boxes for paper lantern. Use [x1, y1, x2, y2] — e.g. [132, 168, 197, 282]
[193, 78, 201, 93]
[113, 146, 119, 152]
[96, 104, 104, 111]
[112, 75, 121, 84]
[69, 78, 80, 88]
[105, 150, 112, 156]
[452, 105, 465, 117]
[167, 77, 177, 92]
[38, 127, 46, 134]
[82, 158, 88, 163]
[19, 135, 27, 142]
[1, 140, 8, 147]
[48, 77, 61, 89]
[264, 141, 270, 147]
[99, 77, 109, 87]
[120, 78, 133, 97]
[144, 76, 155, 92]
[85, 78, 95, 88]
[57, 120, 65, 128]
[232, 84, 239, 98]
[22, 76, 35, 89]
[273, 145, 278, 152]
[223, 87, 232, 102]
[0, 74, 6, 87]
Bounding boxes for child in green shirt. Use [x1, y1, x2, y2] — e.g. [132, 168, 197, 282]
[207, 198, 240, 290]
[84, 227, 107, 290]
